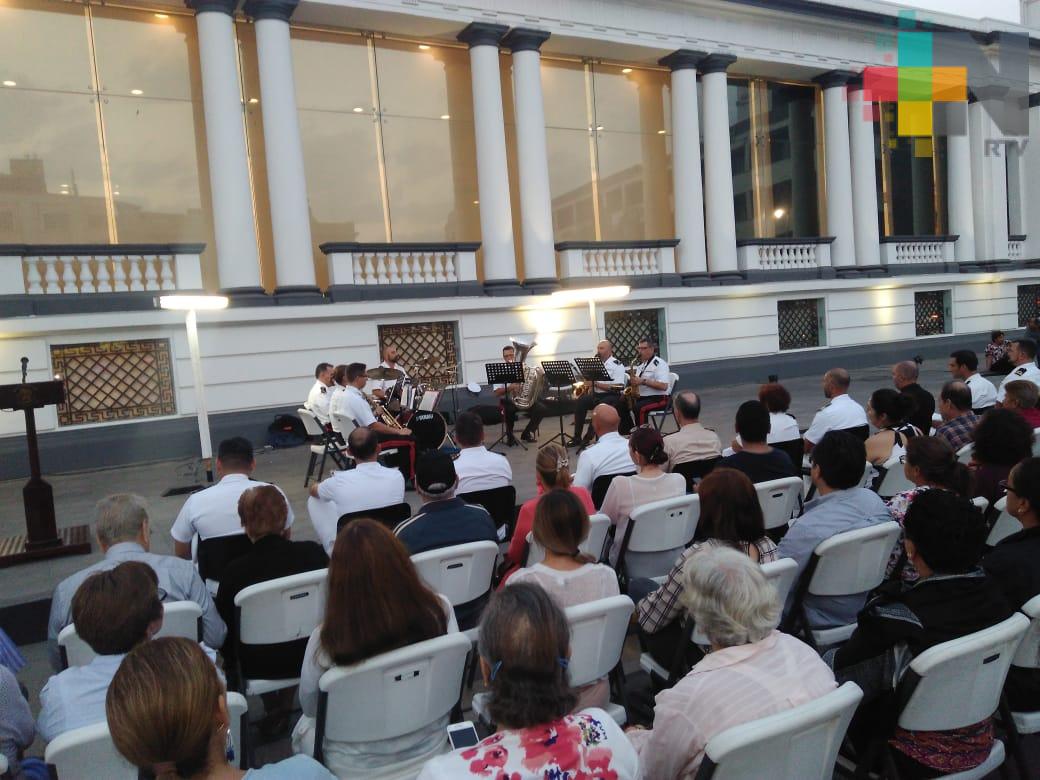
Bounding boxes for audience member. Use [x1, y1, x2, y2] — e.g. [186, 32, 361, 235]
[502, 443, 594, 579]
[171, 437, 293, 561]
[662, 391, 722, 467]
[47, 494, 224, 672]
[306, 362, 334, 426]
[1000, 379, 1040, 427]
[892, 360, 935, 435]
[601, 427, 686, 578]
[864, 388, 919, 466]
[970, 408, 1034, 505]
[756, 382, 801, 444]
[628, 547, 836, 779]
[986, 330, 1013, 374]
[933, 380, 979, 452]
[778, 431, 892, 629]
[803, 369, 868, 453]
[948, 350, 997, 412]
[1, 664, 37, 780]
[452, 411, 513, 493]
[293, 520, 456, 775]
[828, 490, 1012, 778]
[38, 561, 164, 741]
[720, 400, 798, 482]
[997, 339, 1040, 402]
[634, 468, 779, 668]
[572, 404, 636, 491]
[418, 584, 639, 779]
[108, 637, 333, 779]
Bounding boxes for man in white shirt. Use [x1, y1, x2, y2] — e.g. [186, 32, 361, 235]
[573, 404, 636, 490]
[803, 368, 869, 453]
[170, 437, 294, 560]
[452, 411, 512, 493]
[370, 342, 410, 402]
[629, 338, 672, 431]
[997, 339, 1040, 403]
[569, 339, 629, 447]
[947, 349, 997, 413]
[306, 362, 334, 425]
[339, 362, 416, 480]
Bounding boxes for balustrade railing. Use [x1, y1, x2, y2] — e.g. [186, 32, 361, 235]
[736, 238, 834, 272]
[322, 242, 480, 295]
[879, 236, 957, 265]
[556, 240, 678, 282]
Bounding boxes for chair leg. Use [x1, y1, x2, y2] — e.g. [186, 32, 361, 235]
[317, 449, 328, 483]
[999, 698, 1029, 780]
[304, 451, 318, 487]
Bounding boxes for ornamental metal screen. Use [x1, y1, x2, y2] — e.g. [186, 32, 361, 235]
[1018, 285, 1040, 326]
[51, 339, 177, 426]
[914, 290, 949, 336]
[777, 299, 823, 350]
[377, 321, 460, 387]
[604, 309, 664, 364]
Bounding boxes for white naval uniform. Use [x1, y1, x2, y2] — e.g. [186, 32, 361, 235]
[599, 356, 628, 389]
[997, 362, 1040, 403]
[371, 361, 410, 398]
[454, 445, 513, 493]
[572, 432, 637, 490]
[170, 473, 295, 546]
[634, 356, 670, 397]
[964, 372, 997, 410]
[315, 461, 405, 528]
[306, 379, 332, 424]
[803, 393, 869, 445]
[341, 385, 376, 427]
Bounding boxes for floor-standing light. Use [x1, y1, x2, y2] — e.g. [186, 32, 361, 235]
[549, 285, 631, 345]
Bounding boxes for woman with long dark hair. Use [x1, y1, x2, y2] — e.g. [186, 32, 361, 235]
[864, 388, 919, 466]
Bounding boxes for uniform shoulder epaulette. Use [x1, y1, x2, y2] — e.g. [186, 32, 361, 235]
[1015, 367, 1028, 376]
[320, 386, 327, 393]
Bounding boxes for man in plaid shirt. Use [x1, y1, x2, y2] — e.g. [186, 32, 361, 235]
[934, 381, 979, 452]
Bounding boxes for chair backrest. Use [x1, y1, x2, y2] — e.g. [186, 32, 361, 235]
[897, 612, 1029, 731]
[411, 541, 499, 607]
[971, 496, 990, 515]
[316, 632, 471, 745]
[857, 461, 875, 489]
[956, 443, 973, 464]
[565, 596, 635, 687]
[233, 569, 328, 646]
[196, 533, 252, 584]
[807, 521, 901, 597]
[875, 461, 916, 499]
[0, 751, 7, 778]
[329, 409, 357, 438]
[1013, 593, 1040, 670]
[459, 485, 517, 532]
[625, 494, 700, 555]
[672, 457, 722, 492]
[297, 407, 325, 437]
[337, 502, 412, 534]
[773, 439, 805, 471]
[755, 477, 804, 530]
[696, 682, 863, 780]
[761, 558, 801, 610]
[591, 471, 636, 509]
[986, 495, 1023, 546]
[525, 513, 611, 567]
[44, 720, 136, 779]
[58, 601, 204, 668]
[839, 425, 870, 442]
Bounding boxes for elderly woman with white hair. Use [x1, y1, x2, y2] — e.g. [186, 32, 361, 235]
[626, 546, 836, 779]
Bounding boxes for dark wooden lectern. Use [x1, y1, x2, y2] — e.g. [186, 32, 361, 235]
[0, 378, 91, 567]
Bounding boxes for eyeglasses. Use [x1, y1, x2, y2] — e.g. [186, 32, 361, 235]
[998, 479, 1018, 496]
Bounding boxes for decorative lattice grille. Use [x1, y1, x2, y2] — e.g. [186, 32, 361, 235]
[377, 322, 460, 387]
[604, 309, 663, 365]
[1018, 285, 1040, 326]
[777, 299, 822, 350]
[51, 340, 177, 426]
[914, 290, 949, 336]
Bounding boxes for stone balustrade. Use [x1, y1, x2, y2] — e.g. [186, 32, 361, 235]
[736, 237, 834, 274]
[879, 236, 957, 266]
[321, 242, 482, 300]
[555, 240, 679, 285]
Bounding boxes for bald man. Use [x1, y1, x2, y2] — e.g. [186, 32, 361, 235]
[803, 368, 868, 453]
[569, 339, 629, 448]
[892, 360, 934, 434]
[572, 404, 636, 490]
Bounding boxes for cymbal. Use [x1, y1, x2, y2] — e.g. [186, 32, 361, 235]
[366, 366, 404, 381]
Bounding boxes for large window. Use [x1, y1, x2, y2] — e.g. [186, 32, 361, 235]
[874, 103, 948, 236]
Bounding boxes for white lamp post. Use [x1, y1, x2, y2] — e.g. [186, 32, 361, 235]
[549, 285, 630, 345]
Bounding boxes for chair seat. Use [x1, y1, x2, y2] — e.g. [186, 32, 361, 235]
[243, 676, 300, 696]
[603, 701, 627, 727]
[638, 652, 668, 681]
[309, 444, 325, 455]
[940, 739, 1005, 779]
[1011, 708, 1040, 734]
[811, 623, 856, 649]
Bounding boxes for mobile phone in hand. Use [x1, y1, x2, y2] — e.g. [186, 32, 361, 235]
[447, 721, 480, 750]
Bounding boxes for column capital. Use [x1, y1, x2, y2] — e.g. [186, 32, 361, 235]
[812, 70, 858, 89]
[501, 27, 550, 52]
[698, 53, 737, 75]
[185, 0, 238, 15]
[242, 0, 297, 22]
[658, 49, 707, 72]
[457, 22, 509, 49]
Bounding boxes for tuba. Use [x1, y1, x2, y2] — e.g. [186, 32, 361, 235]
[510, 337, 545, 410]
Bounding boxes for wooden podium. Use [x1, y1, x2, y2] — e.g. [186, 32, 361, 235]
[0, 379, 91, 567]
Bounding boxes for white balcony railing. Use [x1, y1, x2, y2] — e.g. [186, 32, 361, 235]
[1009, 235, 1026, 260]
[556, 240, 678, 281]
[879, 236, 956, 265]
[736, 238, 834, 272]
[322, 242, 479, 288]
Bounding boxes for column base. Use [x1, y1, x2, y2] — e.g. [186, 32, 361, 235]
[708, 271, 747, 283]
[273, 285, 325, 304]
[484, 279, 525, 296]
[521, 277, 560, 294]
[221, 286, 274, 306]
[680, 272, 713, 287]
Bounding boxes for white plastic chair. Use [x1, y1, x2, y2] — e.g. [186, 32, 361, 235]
[695, 682, 863, 779]
[314, 632, 471, 779]
[58, 600, 203, 668]
[986, 496, 1023, 546]
[233, 569, 328, 696]
[874, 459, 916, 499]
[0, 752, 7, 778]
[971, 496, 989, 514]
[956, 443, 973, 464]
[299, 407, 347, 486]
[783, 521, 902, 650]
[1001, 594, 1040, 778]
[616, 494, 700, 582]
[647, 372, 680, 432]
[411, 541, 499, 641]
[755, 477, 804, 530]
[525, 513, 611, 566]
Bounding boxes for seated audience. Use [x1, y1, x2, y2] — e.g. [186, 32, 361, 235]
[864, 388, 919, 467]
[721, 400, 798, 482]
[1000, 379, 1040, 428]
[756, 381, 801, 445]
[293, 520, 456, 775]
[634, 468, 779, 669]
[997, 338, 1040, 402]
[171, 436, 294, 561]
[778, 431, 892, 629]
[892, 360, 935, 436]
[452, 411, 513, 493]
[803, 368, 868, 453]
[986, 330, 1013, 374]
[601, 427, 686, 577]
[828, 490, 1012, 778]
[970, 408, 1035, 505]
[572, 404, 636, 491]
[933, 380, 979, 452]
[108, 637, 333, 779]
[418, 584, 638, 779]
[1, 663, 38, 780]
[948, 349, 997, 412]
[38, 561, 163, 741]
[48, 493, 224, 672]
[506, 489, 620, 709]
[627, 546, 836, 779]
[662, 391, 722, 467]
[502, 443, 594, 579]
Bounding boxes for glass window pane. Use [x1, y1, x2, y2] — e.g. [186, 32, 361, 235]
[291, 29, 371, 113]
[764, 82, 819, 237]
[0, 0, 92, 93]
[876, 102, 942, 236]
[596, 130, 673, 241]
[542, 59, 588, 130]
[547, 128, 596, 241]
[375, 39, 473, 122]
[591, 65, 671, 135]
[728, 79, 754, 240]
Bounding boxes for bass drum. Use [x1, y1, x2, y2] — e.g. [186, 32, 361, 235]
[409, 411, 447, 452]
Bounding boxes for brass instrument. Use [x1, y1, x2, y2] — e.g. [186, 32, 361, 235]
[573, 380, 590, 398]
[509, 337, 545, 410]
[623, 361, 640, 410]
[370, 398, 404, 428]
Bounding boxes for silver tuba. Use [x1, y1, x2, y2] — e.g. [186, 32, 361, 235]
[510, 337, 545, 410]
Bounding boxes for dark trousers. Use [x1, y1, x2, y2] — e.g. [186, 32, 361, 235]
[473, 399, 538, 438]
[573, 392, 625, 440]
[634, 395, 669, 427]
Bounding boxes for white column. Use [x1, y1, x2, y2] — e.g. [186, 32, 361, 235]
[458, 23, 518, 291]
[969, 98, 1009, 261]
[699, 54, 738, 275]
[502, 28, 555, 289]
[1024, 96, 1040, 258]
[815, 71, 857, 268]
[190, 0, 264, 295]
[847, 81, 881, 267]
[661, 50, 708, 279]
[944, 103, 976, 262]
[245, 0, 317, 293]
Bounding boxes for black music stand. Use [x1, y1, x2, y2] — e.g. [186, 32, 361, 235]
[484, 362, 525, 452]
[540, 360, 577, 448]
[573, 358, 615, 394]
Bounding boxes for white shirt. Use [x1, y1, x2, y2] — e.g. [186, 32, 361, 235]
[37, 653, 125, 742]
[997, 362, 1040, 402]
[341, 385, 376, 428]
[307, 380, 332, 424]
[454, 446, 512, 493]
[370, 361, 409, 397]
[964, 372, 997, 410]
[170, 473, 294, 545]
[316, 460, 405, 519]
[635, 356, 670, 397]
[767, 412, 801, 443]
[573, 432, 636, 490]
[595, 356, 628, 389]
[803, 393, 868, 445]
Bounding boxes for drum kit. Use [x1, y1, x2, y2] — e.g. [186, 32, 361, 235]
[365, 361, 451, 452]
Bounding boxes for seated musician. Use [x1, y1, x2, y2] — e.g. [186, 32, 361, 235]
[629, 338, 672, 429]
[370, 342, 409, 402]
[567, 339, 628, 449]
[476, 344, 542, 445]
[339, 362, 416, 482]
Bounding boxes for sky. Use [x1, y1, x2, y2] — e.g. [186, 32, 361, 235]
[900, 0, 1021, 23]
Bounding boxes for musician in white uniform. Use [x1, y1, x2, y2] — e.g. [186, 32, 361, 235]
[305, 362, 334, 425]
[947, 350, 997, 412]
[370, 343, 410, 402]
[628, 338, 671, 430]
[340, 362, 416, 481]
[568, 339, 629, 447]
[997, 339, 1040, 403]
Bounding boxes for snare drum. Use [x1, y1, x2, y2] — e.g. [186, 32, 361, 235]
[409, 411, 447, 452]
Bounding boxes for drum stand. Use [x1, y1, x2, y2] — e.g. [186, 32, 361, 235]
[485, 361, 526, 453]
[540, 361, 578, 449]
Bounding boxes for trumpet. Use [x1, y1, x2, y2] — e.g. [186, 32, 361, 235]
[371, 399, 404, 428]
